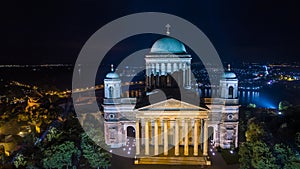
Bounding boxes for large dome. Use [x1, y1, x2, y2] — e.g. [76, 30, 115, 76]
[150, 37, 187, 54]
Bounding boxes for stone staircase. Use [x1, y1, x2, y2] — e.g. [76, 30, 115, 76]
[135, 156, 211, 165]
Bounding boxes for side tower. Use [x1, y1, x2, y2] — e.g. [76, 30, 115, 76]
[219, 64, 239, 148]
[103, 65, 123, 148]
[220, 64, 238, 99]
[103, 65, 137, 148]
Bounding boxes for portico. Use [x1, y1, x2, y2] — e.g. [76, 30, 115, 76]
[134, 99, 211, 165]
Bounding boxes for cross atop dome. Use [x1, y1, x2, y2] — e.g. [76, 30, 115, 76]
[106, 64, 119, 79]
[111, 64, 114, 72]
[165, 24, 171, 35]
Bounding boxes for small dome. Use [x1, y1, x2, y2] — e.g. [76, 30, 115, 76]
[222, 72, 237, 79]
[105, 64, 119, 79]
[106, 72, 119, 79]
[150, 37, 187, 54]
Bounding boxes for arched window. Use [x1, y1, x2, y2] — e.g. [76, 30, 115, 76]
[228, 86, 234, 99]
[126, 126, 135, 138]
[109, 86, 114, 98]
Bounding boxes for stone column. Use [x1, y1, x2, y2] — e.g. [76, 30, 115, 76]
[151, 63, 155, 74]
[167, 63, 171, 73]
[185, 63, 189, 88]
[199, 119, 202, 150]
[173, 62, 178, 72]
[203, 119, 208, 156]
[183, 69, 186, 88]
[146, 64, 149, 87]
[175, 118, 180, 156]
[163, 119, 168, 156]
[154, 119, 159, 155]
[187, 63, 191, 88]
[145, 64, 149, 76]
[193, 119, 199, 156]
[156, 63, 160, 75]
[136, 119, 140, 155]
[145, 119, 150, 155]
[184, 118, 189, 156]
[161, 63, 165, 75]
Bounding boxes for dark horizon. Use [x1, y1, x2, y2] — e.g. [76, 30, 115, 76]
[1, 0, 300, 65]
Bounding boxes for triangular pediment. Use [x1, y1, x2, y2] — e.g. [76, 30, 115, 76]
[137, 98, 208, 111]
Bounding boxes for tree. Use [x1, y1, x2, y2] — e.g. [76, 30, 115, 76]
[42, 141, 80, 169]
[247, 103, 256, 108]
[81, 129, 111, 169]
[239, 141, 279, 169]
[273, 144, 300, 169]
[251, 141, 279, 169]
[46, 127, 62, 142]
[240, 119, 279, 169]
[239, 142, 252, 169]
[13, 153, 27, 168]
[245, 122, 265, 142]
[278, 101, 290, 111]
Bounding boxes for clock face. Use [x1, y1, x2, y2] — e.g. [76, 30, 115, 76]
[109, 114, 115, 119]
[227, 114, 233, 120]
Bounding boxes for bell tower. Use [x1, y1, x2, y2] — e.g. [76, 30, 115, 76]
[219, 64, 239, 149]
[220, 64, 238, 99]
[104, 64, 121, 99]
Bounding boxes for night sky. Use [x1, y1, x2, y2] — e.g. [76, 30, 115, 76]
[1, 0, 300, 64]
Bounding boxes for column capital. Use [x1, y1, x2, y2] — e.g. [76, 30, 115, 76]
[163, 118, 169, 122]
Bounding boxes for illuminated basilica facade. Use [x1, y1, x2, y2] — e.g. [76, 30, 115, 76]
[103, 36, 239, 164]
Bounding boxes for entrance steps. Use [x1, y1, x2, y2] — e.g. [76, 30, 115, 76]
[135, 156, 211, 165]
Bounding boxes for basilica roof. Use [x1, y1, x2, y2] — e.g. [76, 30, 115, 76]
[150, 37, 187, 54]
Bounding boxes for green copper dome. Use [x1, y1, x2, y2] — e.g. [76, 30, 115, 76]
[222, 72, 237, 79]
[105, 64, 119, 79]
[222, 64, 237, 79]
[106, 72, 119, 79]
[150, 37, 187, 54]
